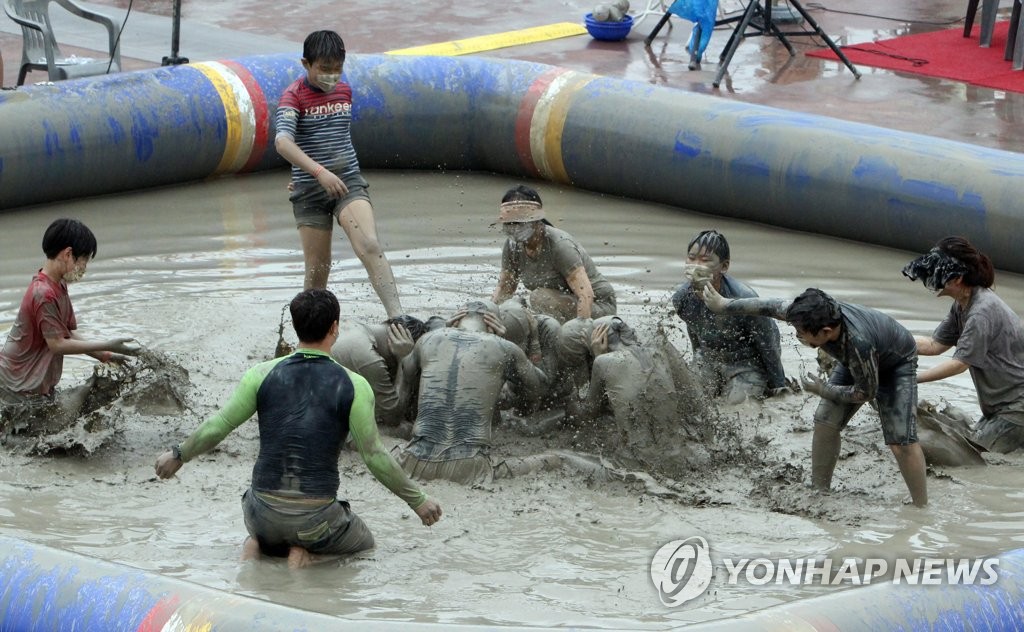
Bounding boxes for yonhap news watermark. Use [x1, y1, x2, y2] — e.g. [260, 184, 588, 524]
[650, 537, 1000, 608]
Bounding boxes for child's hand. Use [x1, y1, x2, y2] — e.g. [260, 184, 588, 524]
[387, 323, 415, 358]
[446, 310, 468, 327]
[701, 284, 731, 313]
[316, 170, 349, 198]
[110, 338, 142, 356]
[590, 323, 609, 357]
[483, 312, 507, 336]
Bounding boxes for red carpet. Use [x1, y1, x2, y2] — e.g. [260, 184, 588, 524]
[807, 22, 1024, 92]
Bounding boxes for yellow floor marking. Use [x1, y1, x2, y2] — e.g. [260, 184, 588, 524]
[386, 22, 587, 56]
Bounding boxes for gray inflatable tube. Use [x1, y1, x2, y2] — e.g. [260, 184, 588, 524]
[0, 53, 1022, 270]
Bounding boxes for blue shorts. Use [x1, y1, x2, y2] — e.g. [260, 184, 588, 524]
[289, 171, 370, 229]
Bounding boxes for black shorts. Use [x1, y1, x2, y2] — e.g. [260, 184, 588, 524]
[813, 359, 918, 445]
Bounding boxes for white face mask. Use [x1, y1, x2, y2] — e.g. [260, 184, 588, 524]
[317, 74, 340, 92]
[504, 223, 535, 244]
[64, 262, 86, 283]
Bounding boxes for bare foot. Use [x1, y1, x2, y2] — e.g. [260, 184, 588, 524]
[241, 536, 261, 562]
[287, 546, 315, 569]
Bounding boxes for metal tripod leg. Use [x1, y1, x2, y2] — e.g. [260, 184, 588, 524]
[787, 0, 860, 78]
[714, 0, 859, 88]
[713, 0, 759, 88]
[644, 11, 674, 47]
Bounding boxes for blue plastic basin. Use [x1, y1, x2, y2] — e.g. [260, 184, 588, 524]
[584, 13, 634, 41]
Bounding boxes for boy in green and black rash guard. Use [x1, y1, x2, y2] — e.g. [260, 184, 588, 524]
[155, 289, 441, 568]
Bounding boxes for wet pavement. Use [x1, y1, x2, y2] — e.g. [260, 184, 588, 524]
[2, 0, 1024, 154]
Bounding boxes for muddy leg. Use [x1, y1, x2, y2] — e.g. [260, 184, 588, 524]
[890, 443, 928, 507]
[298, 225, 333, 290]
[810, 422, 841, 491]
[241, 536, 261, 562]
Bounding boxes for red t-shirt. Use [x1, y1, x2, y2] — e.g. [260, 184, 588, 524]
[0, 271, 77, 396]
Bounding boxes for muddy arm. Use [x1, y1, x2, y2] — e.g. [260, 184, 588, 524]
[701, 285, 790, 320]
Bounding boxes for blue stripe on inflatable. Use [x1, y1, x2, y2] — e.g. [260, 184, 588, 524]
[0, 543, 159, 630]
[2, 54, 1024, 273]
[0, 536, 343, 630]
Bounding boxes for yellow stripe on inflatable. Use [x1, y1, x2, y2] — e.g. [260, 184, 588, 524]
[386, 22, 587, 56]
[529, 70, 595, 184]
[192, 62, 257, 175]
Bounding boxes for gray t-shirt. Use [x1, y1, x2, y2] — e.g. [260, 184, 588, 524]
[401, 328, 546, 461]
[331, 320, 403, 426]
[933, 287, 1024, 418]
[501, 226, 616, 308]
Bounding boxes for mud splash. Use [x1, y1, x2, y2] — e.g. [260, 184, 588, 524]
[1, 350, 191, 456]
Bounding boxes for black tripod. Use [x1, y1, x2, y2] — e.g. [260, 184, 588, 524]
[713, 0, 859, 87]
[161, 0, 189, 66]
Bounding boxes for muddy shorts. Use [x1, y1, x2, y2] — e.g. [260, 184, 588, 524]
[290, 171, 370, 229]
[813, 360, 918, 445]
[241, 488, 375, 557]
[396, 449, 494, 485]
[973, 411, 1024, 453]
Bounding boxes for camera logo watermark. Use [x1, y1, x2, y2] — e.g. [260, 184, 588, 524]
[650, 537, 1000, 608]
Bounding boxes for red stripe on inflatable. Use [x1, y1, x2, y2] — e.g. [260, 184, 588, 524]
[221, 60, 270, 172]
[135, 594, 180, 631]
[514, 67, 570, 178]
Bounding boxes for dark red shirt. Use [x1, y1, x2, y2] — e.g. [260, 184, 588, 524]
[0, 271, 76, 396]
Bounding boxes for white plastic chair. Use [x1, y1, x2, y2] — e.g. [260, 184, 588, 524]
[4, 0, 121, 85]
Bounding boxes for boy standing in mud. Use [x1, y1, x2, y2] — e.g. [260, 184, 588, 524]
[701, 285, 927, 507]
[275, 30, 404, 317]
[0, 219, 138, 432]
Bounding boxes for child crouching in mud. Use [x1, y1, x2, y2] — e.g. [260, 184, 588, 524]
[0, 219, 140, 439]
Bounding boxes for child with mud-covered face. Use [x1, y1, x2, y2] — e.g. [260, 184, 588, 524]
[491, 185, 616, 323]
[495, 301, 569, 415]
[330, 314, 427, 435]
[670, 230, 791, 404]
[563, 316, 710, 477]
[701, 285, 928, 507]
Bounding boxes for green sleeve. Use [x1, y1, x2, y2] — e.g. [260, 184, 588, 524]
[347, 370, 428, 509]
[178, 360, 276, 461]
